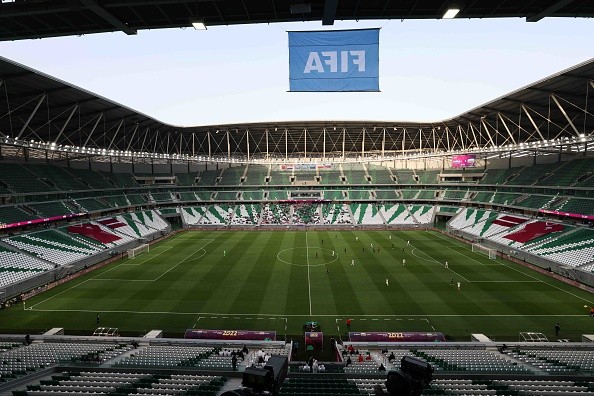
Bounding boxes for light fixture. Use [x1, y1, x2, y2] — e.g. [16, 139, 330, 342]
[443, 8, 460, 18]
[190, 19, 207, 30]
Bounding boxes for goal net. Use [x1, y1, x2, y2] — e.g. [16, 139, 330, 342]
[128, 244, 149, 259]
[472, 243, 497, 260]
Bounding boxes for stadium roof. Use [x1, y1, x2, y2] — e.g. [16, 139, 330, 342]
[0, 0, 593, 42]
[0, 55, 592, 162]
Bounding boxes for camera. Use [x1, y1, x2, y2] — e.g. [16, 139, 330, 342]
[222, 355, 288, 396]
[385, 356, 433, 396]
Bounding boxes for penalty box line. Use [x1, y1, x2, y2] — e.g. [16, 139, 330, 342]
[92, 239, 214, 282]
[26, 239, 214, 310]
[120, 233, 206, 266]
[410, 246, 470, 282]
[414, 234, 537, 284]
[435, 233, 594, 305]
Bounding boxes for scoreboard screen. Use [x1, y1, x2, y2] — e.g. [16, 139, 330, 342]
[184, 329, 276, 341]
[348, 331, 445, 342]
[452, 154, 476, 168]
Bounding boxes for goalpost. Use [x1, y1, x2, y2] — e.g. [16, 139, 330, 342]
[128, 244, 150, 259]
[472, 243, 497, 260]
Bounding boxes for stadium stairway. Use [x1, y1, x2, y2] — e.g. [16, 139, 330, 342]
[350, 203, 385, 225]
[484, 346, 536, 373]
[347, 204, 356, 224]
[409, 205, 435, 224]
[218, 377, 244, 394]
[360, 163, 372, 184]
[98, 344, 143, 367]
[381, 204, 416, 225]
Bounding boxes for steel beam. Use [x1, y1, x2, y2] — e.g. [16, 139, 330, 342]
[468, 123, 478, 148]
[342, 128, 346, 159]
[521, 105, 545, 141]
[382, 127, 386, 160]
[145, 128, 153, 153]
[527, 0, 575, 22]
[79, 0, 137, 35]
[107, 119, 124, 150]
[361, 128, 366, 159]
[154, 130, 160, 154]
[265, 128, 269, 160]
[323, 128, 326, 161]
[178, 132, 183, 155]
[304, 128, 307, 159]
[457, 125, 466, 150]
[208, 131, 212, 161]
[227, 130, 231, 160]
[322, 0, 339, 25]
[497, 112, 517, 144]
[125, 124, 139, 151]
[82, 112, 103, 148]
[54, 104, 78, 144]
[16, 93, 46, 139]
[551, 93, 581, 136]
[480, 118, 497, 148]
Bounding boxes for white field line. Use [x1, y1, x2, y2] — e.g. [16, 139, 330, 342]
[27, 238, 214, 310]
[94, 239, 213, 282]
[26, 307, 590, 318]
[306, 231, 312, 316]
[119, 239, 214, 267]
[435, 232, 594, 305]
[410, 247, 470, 282]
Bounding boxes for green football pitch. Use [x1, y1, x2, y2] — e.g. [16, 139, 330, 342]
[2, 229, 593, 341]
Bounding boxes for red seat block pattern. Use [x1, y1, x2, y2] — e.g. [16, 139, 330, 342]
[68, 223, 121, 244]
[503, 221, 565, 243]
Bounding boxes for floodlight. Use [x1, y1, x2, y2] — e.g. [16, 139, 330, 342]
[443, 8, 460, 18]
[190, 20, 207, 30]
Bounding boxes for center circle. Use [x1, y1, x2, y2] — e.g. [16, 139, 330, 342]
[277, 247, 340, 267]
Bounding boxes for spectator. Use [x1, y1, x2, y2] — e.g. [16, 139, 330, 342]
[378, 363, 386, 371]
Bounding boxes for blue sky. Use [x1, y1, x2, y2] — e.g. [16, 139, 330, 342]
[0, 17, 592, 127]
